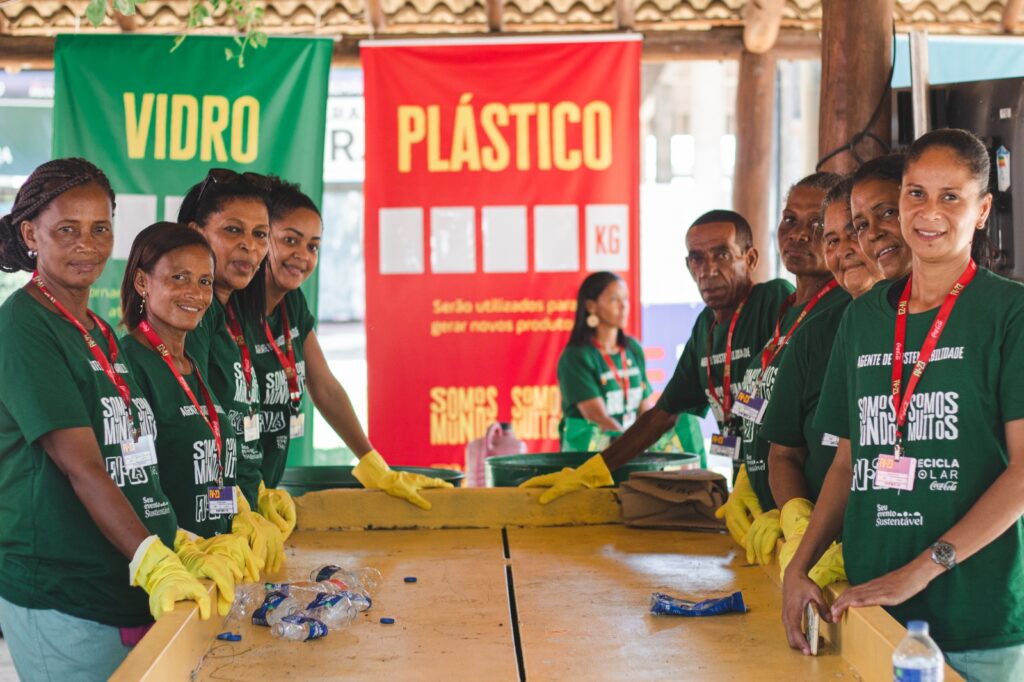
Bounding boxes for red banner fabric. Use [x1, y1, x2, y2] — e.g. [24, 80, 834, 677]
[362, 35, 642, 468]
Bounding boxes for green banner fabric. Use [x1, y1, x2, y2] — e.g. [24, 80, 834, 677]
[53, 34, 331, 466]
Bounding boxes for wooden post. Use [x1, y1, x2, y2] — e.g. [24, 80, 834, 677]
[486, 0, 504, 32]
[733, 49, 776, 283]
[818, 0, 893, 173]
[1005, 0, 1024, 32]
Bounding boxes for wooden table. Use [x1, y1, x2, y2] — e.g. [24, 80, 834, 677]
[112, 488, 962, 681]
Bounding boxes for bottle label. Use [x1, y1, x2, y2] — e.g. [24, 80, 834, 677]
[252, 591, 289, 627]
[281, 614, 328, 641]
[894, 666, 941, 682]
[307, 593, 342, 610]
[314, 565, 342, 582]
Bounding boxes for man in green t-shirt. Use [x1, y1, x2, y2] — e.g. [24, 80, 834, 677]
[521, 209, 794, 509]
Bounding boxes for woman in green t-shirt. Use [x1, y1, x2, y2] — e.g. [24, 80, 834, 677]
[759, 178, 882, 587]
[121, 223, 265, 616]
[0, 159, 210, 680]
[853, 153, 912, 280]
[784, 130, 1024, 679]
[557, 271, 653, 450]
[178, 171, 285, 575]
[249, 178, 453, 511]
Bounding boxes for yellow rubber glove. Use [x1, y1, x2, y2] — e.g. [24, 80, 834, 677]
[353, 450, 455, 511]
[174, 533, 239, 616]
[777, 497, 846, 587]
[714, 465, 763, 547]
[130, 536, 211, 621]
[518, 454, 615, 505]
[745, 509, 782, 565]
[236, 486, 252, 514]
[232, 510, 284, 575]
[258, 481, 297, 539]
[195, 532, 261, 583]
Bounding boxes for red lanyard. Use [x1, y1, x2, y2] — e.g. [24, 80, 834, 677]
[223, 301, 254, 393]
[706, 290, 749, 424]
[138, 321, 224, 482]
[263, 303, 302, 410]
[593, 340, 630, 406]
[760, 279, 840, 371]
[32, 272, 138, 438]
[891, 260, 977, 457]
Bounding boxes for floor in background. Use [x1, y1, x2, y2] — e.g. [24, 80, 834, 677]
[0, 638, 18, 682]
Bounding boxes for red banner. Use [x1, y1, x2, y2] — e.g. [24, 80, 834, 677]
[362, 35, 641, 468]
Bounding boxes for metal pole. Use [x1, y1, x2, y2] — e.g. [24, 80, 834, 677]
[910, 30, 930, 139]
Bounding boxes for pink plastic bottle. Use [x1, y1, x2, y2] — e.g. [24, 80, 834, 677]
[464, 422, 527, 487]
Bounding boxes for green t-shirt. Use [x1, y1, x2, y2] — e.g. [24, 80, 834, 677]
[656, 279, 795, 436]
[759, 297, 851, 503]
[123, 336, 239, 537]
[249, 290, 316, 489]
[186, 299, 263, 509]
[814, 269, 1024, 652]
[0, 289, 177, 627]
[740, 285, 849, 510]
[558, 336, 651, 432]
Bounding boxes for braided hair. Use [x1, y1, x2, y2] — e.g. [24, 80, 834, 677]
[0, 158, 115, 273]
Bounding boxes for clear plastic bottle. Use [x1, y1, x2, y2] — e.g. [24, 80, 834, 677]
[264, 580, 373, 612]
[270, 614, 329, 642]
[304, 592, 358, 628]
[252, 591, 302, 627]
[893, 620, 944, 682]
[309, 564, 383, 596]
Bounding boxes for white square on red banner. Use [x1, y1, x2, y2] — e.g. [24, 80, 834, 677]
[534, 205, 579, 272]
[113, 194, 157, 259]
[585, 204, 629, 272]
[379, 207, 425, 274]
[482, 206, 528, 273]
[430, 207, 476, 273]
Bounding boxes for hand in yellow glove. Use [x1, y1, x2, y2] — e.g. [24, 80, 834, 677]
[130, 536, 211, 621]
[232, 510, 284, 575]
[777, 498, 846, 587]
[745, 509, 782, 565]
[258, 482, 297, 539]
[353, 450, 455, 511]
[196, 532, 261, 583]
[714, 465, 763, 547]
[518, 454, 615, 505]
[174, 531, 239, 616]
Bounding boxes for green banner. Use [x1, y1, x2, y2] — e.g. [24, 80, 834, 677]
[53, 34, 332, 466]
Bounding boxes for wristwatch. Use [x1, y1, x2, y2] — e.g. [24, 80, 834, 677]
[930, 540, 957, 570]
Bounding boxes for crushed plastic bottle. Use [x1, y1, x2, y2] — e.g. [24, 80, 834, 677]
[893, 620, 944, 682]
[271, 614, 329, 642]
[265, 580, 373, 612]
[228, 583, 265, 620]
[309, 565, 383, 596]
[304, 592, 358, 628]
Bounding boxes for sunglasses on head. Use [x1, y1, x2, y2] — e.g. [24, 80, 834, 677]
[193, 168, 272, 208]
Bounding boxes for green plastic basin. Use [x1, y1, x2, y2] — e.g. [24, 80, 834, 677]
[279, 465, 465, 497]
[485, 452, 700, 487]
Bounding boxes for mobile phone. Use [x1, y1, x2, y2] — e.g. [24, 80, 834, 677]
[804, 602, 820, 656]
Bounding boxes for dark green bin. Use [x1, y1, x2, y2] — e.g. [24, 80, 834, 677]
[279, 465, 465, 497]
[485, 452, 700, 487]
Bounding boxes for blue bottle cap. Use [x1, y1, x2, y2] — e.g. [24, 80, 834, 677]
[404, 576, 417, 583]
[228, 634, 242, 642]
[380, 617, 395, 624]
[216, 632, 234, 641]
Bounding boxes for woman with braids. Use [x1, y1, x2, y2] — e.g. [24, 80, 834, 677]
[0, 159, 210, 680]
[250, 177, 452, 513]
[177, 169, 285, 574]
[784, 129, 1024, 680]
[121, 223, 261, 617]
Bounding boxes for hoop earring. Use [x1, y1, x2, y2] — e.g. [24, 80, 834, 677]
[586, 314, 599, 328]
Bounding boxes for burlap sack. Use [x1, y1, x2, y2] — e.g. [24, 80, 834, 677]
[619, 469, 728, 531]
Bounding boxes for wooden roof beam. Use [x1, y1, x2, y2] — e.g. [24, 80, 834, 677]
[1004, 0, 1024, 32]
[742, 0, 784, 53]
[366, 0, 386, 33]
[486, 0, 504, 32]
[615, 0, 636, 31]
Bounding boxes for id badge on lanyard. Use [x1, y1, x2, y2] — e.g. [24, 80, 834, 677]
[875, 454, 917, 491]
[710, 433, 742, 461]
[243, 413, 261, 442]
[290, 412, 306, 439]
[121, 434, 158, 469]
[208, 485, 238, 515]
[732, 390, 768, 425]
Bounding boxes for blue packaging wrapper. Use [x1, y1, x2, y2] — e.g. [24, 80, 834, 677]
[650, 591, 747, 617]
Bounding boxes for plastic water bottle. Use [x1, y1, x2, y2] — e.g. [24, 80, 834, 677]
[252, 591, 302, 627]
[271, 614, 329, 642]
[893, 620, 944, 681]
[265, 580, 373, 612]
[304, 592, 358, 628]
[309, 565, 383, 596]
